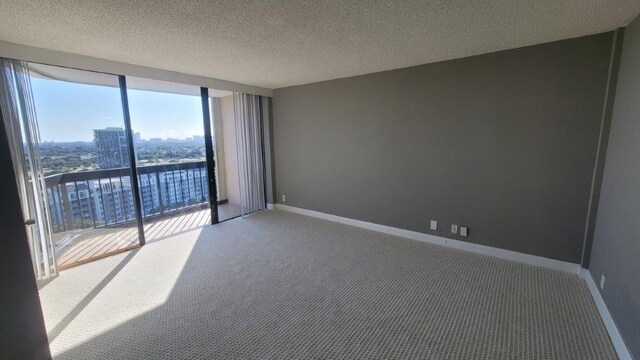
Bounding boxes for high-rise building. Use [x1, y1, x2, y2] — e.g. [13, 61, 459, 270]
[94, 127, 129, 169]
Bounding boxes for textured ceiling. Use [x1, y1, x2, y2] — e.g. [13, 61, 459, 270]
[1, 1, 639, 89]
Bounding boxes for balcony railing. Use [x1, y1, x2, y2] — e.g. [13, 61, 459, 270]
[45, 161, 209, 241]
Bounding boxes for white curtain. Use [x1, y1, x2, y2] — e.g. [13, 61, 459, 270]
[233, 93, 265, 216]
[0, 58, 58, 279]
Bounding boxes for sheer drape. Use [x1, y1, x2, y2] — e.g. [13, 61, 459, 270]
[0, 58, 57, 279]
[233, 93, 265, 216]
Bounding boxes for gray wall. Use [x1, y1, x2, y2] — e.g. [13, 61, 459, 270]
[273, 32, 614, 263]
[589, 15, 640, 359]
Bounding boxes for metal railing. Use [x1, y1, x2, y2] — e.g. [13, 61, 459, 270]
[45, 161, 209, 235]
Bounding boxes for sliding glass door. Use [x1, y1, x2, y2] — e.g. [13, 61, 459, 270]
[26, 63, 141, 270]
[3, 59, 267, 275]
[126, 78, 213, 241]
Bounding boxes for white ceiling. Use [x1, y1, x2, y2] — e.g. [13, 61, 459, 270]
[1, 1, 639, 89]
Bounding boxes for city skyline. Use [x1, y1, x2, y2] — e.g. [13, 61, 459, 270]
[40, 131, 205, 144]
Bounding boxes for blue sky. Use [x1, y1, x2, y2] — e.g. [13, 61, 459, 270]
[31, 77, 205, 142]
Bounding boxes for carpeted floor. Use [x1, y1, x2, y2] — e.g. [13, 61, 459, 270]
[39, 210, 616, 359]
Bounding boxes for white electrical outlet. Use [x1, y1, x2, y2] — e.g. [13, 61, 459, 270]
[430, 220, 438, 230]
[281, 194, 286, 202]
[451, 224, 458, 234]
[600, 274, 606, 290]
[460, 226, 468, 237]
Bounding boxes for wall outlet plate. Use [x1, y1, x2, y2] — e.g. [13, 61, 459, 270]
[460, 226, 468, 237]
[281, 194, 286, 202]
[430, 220, 438, 230]
[451, 224, 458, 234]
[600, 274, 606, 290]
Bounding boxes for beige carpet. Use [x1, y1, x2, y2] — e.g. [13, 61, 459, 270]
[39, 210, 616, 359]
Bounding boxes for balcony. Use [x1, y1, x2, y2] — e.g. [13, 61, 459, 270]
[45, 161, 239, 269]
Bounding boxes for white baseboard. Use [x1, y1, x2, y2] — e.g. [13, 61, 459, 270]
[275, 204, 581, 275]
[579, 269, 633, 360]
[266, 203, 274, 210]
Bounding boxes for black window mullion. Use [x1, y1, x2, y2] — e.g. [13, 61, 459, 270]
[119, 75, 145, 246]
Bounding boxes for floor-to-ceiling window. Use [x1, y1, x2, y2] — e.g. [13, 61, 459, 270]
[125, 77, 213, 241]
[28, 63, 141, 269]
[6, 61, 265, 272]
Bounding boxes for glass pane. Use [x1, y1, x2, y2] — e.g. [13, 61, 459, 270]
[28, 63, 140, 269]
[126, 77, 211, 240]
[209, 90, 242, 221]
